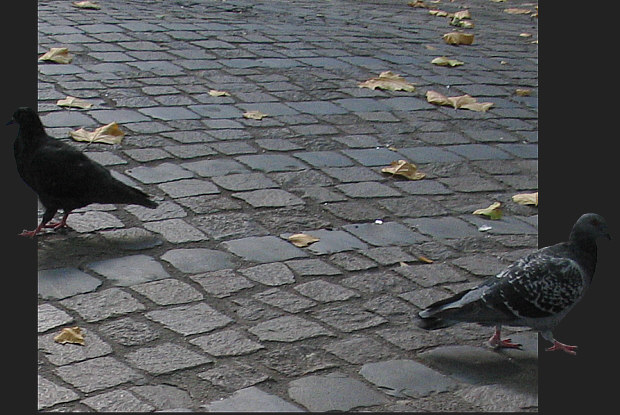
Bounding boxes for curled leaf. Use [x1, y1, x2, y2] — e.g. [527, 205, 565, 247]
[209, 90, 231, 97]
[473, 202, 503, 220]
[504, 8, 532, 15]
[407, 0, 429, 8]
[512, 192, 538, 206]
[72, 1, 101, 9]
[431, 57, 464, 67]
[426, 90, 493, 112]
[381, 160, 426, 180]
[54, 327, 85, 345]
[288, 233, 320, 247]
[70, 122, 125, 145]
[418, 255, 434, 264]
[515, 88, 532, 96]
[243, 110, 269, 120]
[358, 71, 416, 92]
[429, 9, 449, 17]
[453, 10, 471, 20]
[450, 18, 475, 28]
[443, 32, 474, 45]
[39, 47, 73, 64]
[56, 96, 93, 109]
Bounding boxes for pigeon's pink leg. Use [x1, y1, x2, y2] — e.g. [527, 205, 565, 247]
[18, 225, 45, 238]
[42, 213, 70, 230]
[546, 341, 578, 355]
[488, 326, 522, 349]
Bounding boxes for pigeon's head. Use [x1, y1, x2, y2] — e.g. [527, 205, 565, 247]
[571, 213, 611, 242]
[12, 107, 43, 129]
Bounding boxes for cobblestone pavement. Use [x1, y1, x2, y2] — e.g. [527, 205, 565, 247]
[36, 0, 538, 411]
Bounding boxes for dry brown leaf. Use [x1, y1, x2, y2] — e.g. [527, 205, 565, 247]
[288, 233, 320, 247]
[426, 90, 493, 112]
[243, 110, 269, 120]
[209, 90, 231, 97]
[504, 8, 532, 15]
[431, 56, 464, 67]
[54, 327, 85, 345]
[72, 1, 101, 9]
[70, 122, 125, 145]
[443, 32, 474, 45]
[473, 202, 503, 220]
[39, 47, 73, 64]
[381, 160, 426, 180]
[429, 9, 450, 17]
[453, 9, 471, 20]
[56, 96, 93, 109]
[407, 0, 429, 8]
[515, 88, 532, 96]
[512, 192, 538, 206]
[358, 71, 416, 92]
[450, 18, 475, 28]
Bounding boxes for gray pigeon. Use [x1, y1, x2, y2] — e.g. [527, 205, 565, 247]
[417, 213, 610, 355]
[10, 107, 157, 237]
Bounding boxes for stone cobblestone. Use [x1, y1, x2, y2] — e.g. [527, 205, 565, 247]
[37, 0, 537, 411]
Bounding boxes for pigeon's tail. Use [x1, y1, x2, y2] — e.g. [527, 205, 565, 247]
[416, 287, 493, 330]
[105, 181, 158, 209]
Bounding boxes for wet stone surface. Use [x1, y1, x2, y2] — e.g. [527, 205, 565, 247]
[37, 0, 538, 411]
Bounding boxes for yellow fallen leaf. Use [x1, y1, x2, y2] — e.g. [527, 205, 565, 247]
[515, 88, 532, 96]
[426, 90, 493, 112]
[70, 122, 125, 145]
[408, 0, 429, 8]
[443, 32, 475, 45]
[473, 202, 503, 220]
[418, 255, 434, 264]
[453, 9, 471, 20]
[72, 1, 101, 9]
[450, 18, 475, 28]
[504, 8, 532, 15]
[358, 71, 416, 92]
[288, 233, 320, 247]
[39, 47, 73, 64]
[54, 327, 85, 345]
[381, 160, 426, 180]
[56, 96, 93, 109]
[431, 57, 464, 67]
[512, 192, 538, 206]
[243, 110, 269, 120]
[429, 9, 450, 17]
[519, 32, 532, 38]
[209, 90, 231, 97]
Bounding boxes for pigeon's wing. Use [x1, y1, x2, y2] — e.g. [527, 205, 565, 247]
[481, 253, 586, 320]
[29, 144, 113, 201]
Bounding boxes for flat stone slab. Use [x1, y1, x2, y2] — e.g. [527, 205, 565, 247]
[202, 386, 304, 412]
[87, 254, 170, 286]
[125, 162, 194, 184]
[294, 279, 359, 302]
[38, 328, 112, 366]
[249, 316, 333, 342]
[125, 342, 212, 375]
[223, 235, 309, 263]
[145, 302, 233, 336]
[288, 372, 389, 411]
[130, 278, 203, 305]
[38, 267, 102, 300]
[232, 188, 305, 208]
[60, 288, 145, 322]
[97, 317, 160, 346]
[38, 304, 74, 333]
[311, 304, 387, 332]
[161, 248, 236, 273]
[239, 262, 296, 286]
[38, 376, 79, 410]
[281, 229, 368, 255]
[360, 359, 458, 398]
[54, 356, 142, 393]
[190, 329, 264, 356]
[343, 221, 428, 247]
[198, 361, 269, 391]
[82, 390, 155, 412]
[191, 269, 255, 298]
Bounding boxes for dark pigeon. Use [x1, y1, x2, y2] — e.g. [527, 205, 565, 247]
[10, 107, 157, 237]
[417, 213, 611, 355]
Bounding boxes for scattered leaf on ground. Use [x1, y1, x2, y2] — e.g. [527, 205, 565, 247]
[358, 71, 416, 92]
[473, 202, 503, 220]
[424, 44, 437, 50]
[54, 327, 85, 345]
[288, 233, 320, 247]
[70, 122, 125, 145]
[39, 47, 73, 64]
[504, 8, 532, 15]
[450, 17, 475, 28]
[453, 9, 472, 20]
[515, 88, 532, 96]
[381, 160, 426, 180]
[56, 96, 93, 109]
[243, 110, 269, 120]
[431, 56, 464, 67]
[429, 9, 450, 17]
[408, 0, 429, 8]
[519, 32, 532, 38]
[209, 90, 230, 97]
[418, 255, 434, 264]
[512, 192, 538, 206]
[478, 225, 493, 232]
[426, 90, 494, 112]
[443, 32, 474, 45]
[72, 1, 101, 9]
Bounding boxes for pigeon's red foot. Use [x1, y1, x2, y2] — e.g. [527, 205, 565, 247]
[43, 221, 68, 230]
[18, 229, 40, 238]
[488, 330, 522, 349]
[546, 341, 577, 355]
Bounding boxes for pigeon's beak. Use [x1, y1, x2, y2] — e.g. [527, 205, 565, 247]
[5, 119, 15, 126]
